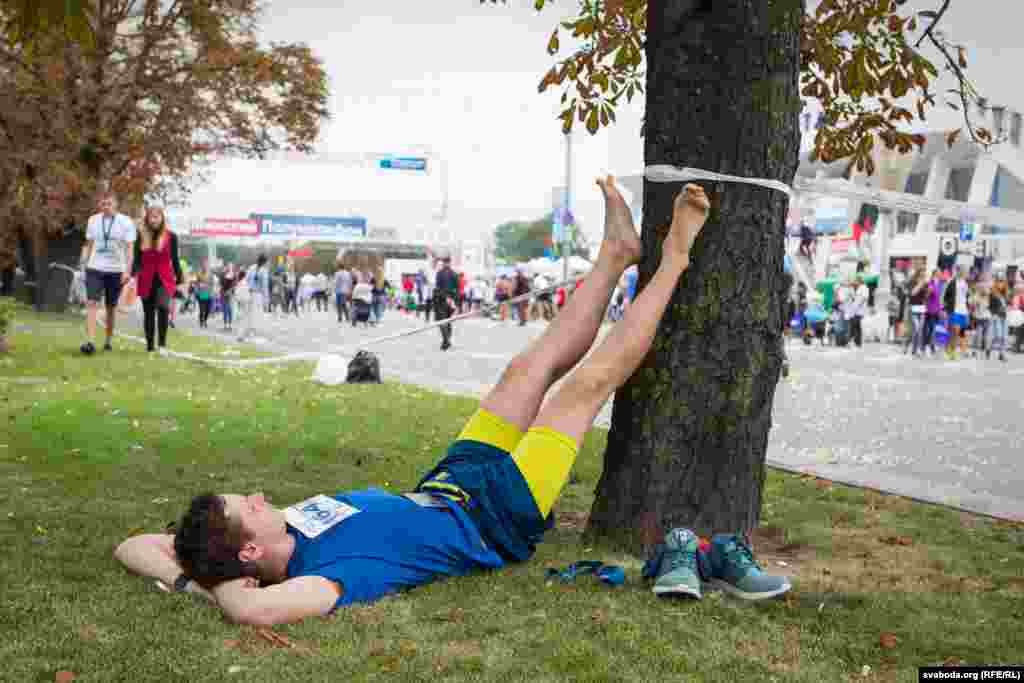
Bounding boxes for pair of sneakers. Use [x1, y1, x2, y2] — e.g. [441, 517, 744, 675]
[81, 340, 112, 354]
[642, 528, 790, 601]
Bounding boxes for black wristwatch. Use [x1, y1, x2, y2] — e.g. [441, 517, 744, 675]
[173, 573, 192, 593]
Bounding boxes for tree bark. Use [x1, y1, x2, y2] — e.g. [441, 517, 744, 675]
[27, 225, 84, 313]
[586, 0, 804, 553]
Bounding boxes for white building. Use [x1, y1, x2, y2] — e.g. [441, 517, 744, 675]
[796, 101, 1024, 275]
[616, 101, 1024, 279]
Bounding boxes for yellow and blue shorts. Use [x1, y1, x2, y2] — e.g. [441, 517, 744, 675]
[416, 409, 579, 562]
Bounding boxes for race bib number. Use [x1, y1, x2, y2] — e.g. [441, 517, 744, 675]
[285, 495, 360, 538]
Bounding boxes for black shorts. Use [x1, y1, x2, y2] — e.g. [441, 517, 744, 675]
[85, 269, 124, 306]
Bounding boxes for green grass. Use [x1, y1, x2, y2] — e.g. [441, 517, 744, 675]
[1, 306, 1023, 683]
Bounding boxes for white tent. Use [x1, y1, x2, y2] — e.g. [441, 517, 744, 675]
[526, 256, 593, 279]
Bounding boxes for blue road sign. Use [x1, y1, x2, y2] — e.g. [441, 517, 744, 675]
[960, 223, 976, 242]
[379, 157, 428, 172]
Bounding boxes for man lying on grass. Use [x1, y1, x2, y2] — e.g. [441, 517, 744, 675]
[114, 177, 789, 626]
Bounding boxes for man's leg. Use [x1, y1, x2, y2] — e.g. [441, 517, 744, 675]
[105, 304, 117, 345]
[86, 300, 99, 340]
[510, 183, 710, 517]
[478, 176, 642, 432]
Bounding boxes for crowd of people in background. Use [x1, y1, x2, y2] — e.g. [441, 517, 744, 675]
[787, 263, 1024, 362]
[162, 255, 610, 344]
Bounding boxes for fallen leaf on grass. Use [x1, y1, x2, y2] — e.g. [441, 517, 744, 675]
[433, 607, 465, 623]
[126, 527, 146, 537]
[443, 640, 484, 660]
[398, 640, 418, 657]
[591, 608, 610, 625]
[55, 672, 76, 683]
[379, 655, 402, 673]
[223, 639, 241, 650]
[879, 632, 899, 649]
[367, 639, 389, 657]
[253, 627, 315, 655]
[880, 535, 913, 546]
[943, 657, 965, 666]
[78, 624, 98, 641]
[1004, 577, 1024, 593]
[815, 479, 833, 491]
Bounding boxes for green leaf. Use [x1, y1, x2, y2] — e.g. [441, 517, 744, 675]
[586, 107, 599, 134]
[534, 0, 546, 10]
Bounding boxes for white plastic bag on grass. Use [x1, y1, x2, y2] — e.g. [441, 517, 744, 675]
[312, 354, 350, 386]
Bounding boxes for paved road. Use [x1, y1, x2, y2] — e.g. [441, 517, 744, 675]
[154, 306, 1024, 521]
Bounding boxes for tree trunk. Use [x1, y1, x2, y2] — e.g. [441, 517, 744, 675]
[585, 0, 804, 554]
[33, 226, 84, 313]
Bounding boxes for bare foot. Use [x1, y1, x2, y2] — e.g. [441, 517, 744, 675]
[664, 183, 710, 265]
[596, 175, 642, 268]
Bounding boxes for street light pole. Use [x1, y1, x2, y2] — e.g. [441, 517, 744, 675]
[563, 131, 572, 284]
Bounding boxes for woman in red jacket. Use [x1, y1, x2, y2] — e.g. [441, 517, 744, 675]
[133, 206, 183, 353]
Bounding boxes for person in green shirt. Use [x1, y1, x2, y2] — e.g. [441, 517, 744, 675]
[816, 279, 836, 312]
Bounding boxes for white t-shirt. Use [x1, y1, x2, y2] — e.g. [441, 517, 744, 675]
[352, 282, 373, 304]
[954, 279, 969, 315]
[86, 213, 136, 273]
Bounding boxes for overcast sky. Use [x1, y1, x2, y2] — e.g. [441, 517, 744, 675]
[179, 0, 1024, 244]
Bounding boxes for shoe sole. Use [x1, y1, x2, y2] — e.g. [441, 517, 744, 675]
[708, 578, 791, 600]
[652, 584, 701, 599]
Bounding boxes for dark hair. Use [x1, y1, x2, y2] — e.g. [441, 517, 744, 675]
[173, 494, 260, 590]
[257, 254, 268, 268]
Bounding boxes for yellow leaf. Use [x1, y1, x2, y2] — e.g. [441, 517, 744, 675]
[547, 30, 559, 54]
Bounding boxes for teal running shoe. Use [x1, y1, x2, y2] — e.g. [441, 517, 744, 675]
[641, 528, 702, 599]
[708, 534, 791, 600]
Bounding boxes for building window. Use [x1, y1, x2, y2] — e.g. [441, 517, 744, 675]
[896, 212, 919, 234]
[904, 172, 928, 195]
[945, 167, 975, 202]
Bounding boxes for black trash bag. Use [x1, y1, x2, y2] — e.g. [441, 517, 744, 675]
[346, 350, 382, 384]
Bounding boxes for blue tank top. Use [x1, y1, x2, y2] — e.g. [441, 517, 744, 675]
[284, 488, 504, 609]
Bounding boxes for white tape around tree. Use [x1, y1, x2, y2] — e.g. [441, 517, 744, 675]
[644, 165, 794, 198]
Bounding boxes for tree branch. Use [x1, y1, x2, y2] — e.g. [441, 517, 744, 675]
[914, 0, 951, 49]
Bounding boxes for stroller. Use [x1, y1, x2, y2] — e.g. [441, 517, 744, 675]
[351, 298, 372, 327]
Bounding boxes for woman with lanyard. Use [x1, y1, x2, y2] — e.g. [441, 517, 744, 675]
[132, 206, 182, 354]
